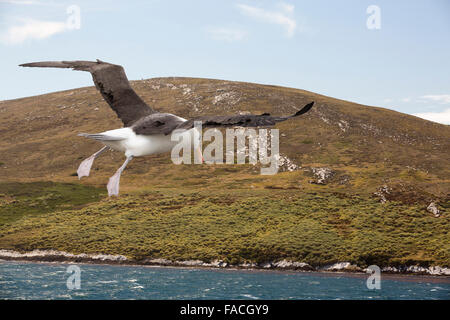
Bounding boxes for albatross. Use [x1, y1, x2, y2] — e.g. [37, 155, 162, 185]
[20, 60, 314, 196]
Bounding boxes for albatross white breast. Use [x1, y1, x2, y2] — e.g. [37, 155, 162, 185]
[83, 124, 200, 158]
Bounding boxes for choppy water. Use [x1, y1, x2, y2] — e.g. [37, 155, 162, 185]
[0, 261, 449, 300]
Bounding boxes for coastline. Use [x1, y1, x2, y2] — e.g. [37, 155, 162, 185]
[1, 249, 449, 279]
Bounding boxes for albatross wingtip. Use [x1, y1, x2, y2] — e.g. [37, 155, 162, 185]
[293, 101, 314, 117]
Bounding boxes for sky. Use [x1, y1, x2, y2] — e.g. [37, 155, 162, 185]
[0, 0, 449, 124]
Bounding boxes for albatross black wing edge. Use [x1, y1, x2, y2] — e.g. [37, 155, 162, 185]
[174, 101, 314, 132]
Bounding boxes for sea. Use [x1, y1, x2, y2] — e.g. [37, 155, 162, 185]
[0, 261, 449, 300]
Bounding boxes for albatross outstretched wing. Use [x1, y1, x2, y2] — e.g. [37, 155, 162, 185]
[20, 60, 156, 126]
[174, 101, 314, 132]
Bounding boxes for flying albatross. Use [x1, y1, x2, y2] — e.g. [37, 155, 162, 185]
[20, 60, 314, 196]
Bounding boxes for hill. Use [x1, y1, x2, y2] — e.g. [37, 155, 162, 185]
[0, 77, 449, 269]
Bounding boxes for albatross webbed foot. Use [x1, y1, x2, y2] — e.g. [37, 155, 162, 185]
[107, 156, 133, 197]
[77, 146, 108, 179]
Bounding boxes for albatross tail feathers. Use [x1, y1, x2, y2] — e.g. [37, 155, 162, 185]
[78, 133, 126, 141]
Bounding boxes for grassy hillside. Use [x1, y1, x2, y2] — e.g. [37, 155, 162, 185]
[0, 77, 449, 267]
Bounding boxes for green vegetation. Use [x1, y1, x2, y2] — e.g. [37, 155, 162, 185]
[0, 185, 448, 267]
[0, 182, 105, 225]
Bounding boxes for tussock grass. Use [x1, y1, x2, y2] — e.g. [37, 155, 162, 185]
[1, 185, 448, 267]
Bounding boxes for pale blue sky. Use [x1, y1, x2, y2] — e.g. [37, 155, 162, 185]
[1, 0, 449, 123]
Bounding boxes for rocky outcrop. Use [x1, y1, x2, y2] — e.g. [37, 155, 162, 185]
[260, 262, 273, 269]
[175, 260, 204, 266]
[212, 91, 241, 106]
[202, 260, 228, 268]
[381, 265, 450, 276]
[0, 249, 127, 263]
[374, 185, 391, 203]
[320, 262, 361, 272]
[1, 250, 448, 276]
[309, 167, 335, 185]
[238, 262, 258, 268]
[426, 202, 440, 217]
[142, 258, 172, 266]
[427, 266, 450, 275]
[272, 260, 314, 271]
[278, 155, 300, 172]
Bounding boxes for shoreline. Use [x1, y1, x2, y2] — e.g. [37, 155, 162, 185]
[1, 249, 449, 280]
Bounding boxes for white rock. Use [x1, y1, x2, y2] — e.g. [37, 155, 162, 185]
[272, 260, 313, 270]
[278, 154, 299, 172]
[310, 167, 334, 184]
[0, 249, 127, 261]
[338, 120, 349, 132]
[428, 266, 450, 275]
[406, 265, 429, 274]
[239, 262, 257, 268]
[374, 185, 391, 203]
[381, 266, 399, 273]
[143, 258, 172, 265]
[202, 260, 228, 268]
[322, 262, 360, 271]
[212, 91, 240, 105]
[176, 260, 203, 266]
[427, 202, 440, 217]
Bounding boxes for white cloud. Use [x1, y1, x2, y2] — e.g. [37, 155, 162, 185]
[420, 94, 450, 104]
[236, 2, 297, 37]
[207, 27, 247, 42]
[0, 18, 69, 45]
[0, 0, 43, 5]
[413, 109, 450, 125]
[0, 0, 65, 7]
[278, 2, 294, 14]
[401, 97, 411, 102]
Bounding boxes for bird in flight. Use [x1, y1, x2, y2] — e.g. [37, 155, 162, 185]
[20, 60, 314, 196]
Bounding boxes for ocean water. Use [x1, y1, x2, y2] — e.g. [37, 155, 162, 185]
[0, 261, 449, 300]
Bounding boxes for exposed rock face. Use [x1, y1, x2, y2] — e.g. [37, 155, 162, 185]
[427, 202, 440, 217]
[143, 258, 172, 265]
[238, 262, 258, 268]
[0, 249, 127, 262]
[428, 266, 450, 276]
[212, 91, 240, 105]
[374, 185, 392, 203]
[321, 262, 361, 272]
[176, 260, 204, 266]
[338, 120, 350, 132]
[272, 260, 314, 271]
[381, 266, 399, 273]
[381, 265, 450, 275]
[405, 265, 430, 274]
[309, 167, 335, 184]
[260, 262, 273, 269]
[278, 154, 300, 172]
[204, 260, 228, 268]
